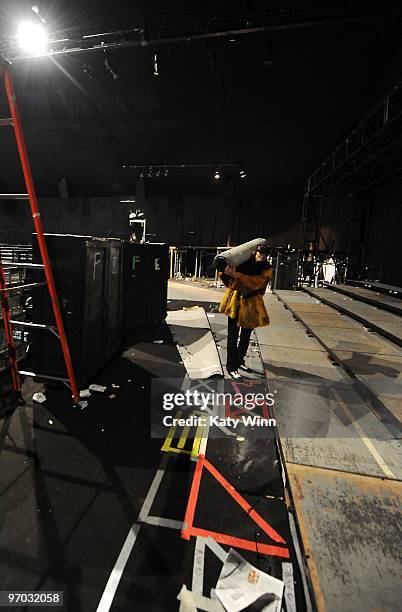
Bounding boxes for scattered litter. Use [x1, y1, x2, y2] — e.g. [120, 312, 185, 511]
[80, 389, 91, 398]
[89, 384, 107, 393]
[111, 384, 120, 389]
[48, 419, 53, 425]
[79, 400, 88, 410]
[215, 548, 284, 612]
[109, 394, 116, 399]
[32, 392, 46, 404]
[153, 340, 164, 344]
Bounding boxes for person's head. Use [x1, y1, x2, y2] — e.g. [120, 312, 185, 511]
[255, 241, 269, 262]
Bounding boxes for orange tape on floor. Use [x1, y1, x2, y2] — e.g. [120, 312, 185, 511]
[181, 456, 289, 558]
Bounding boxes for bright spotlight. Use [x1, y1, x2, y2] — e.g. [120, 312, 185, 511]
[214, 170, 221, 180]
[18, 21, 48, 54]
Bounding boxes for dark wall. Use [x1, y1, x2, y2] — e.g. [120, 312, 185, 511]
[0, 194, 300, 248]
[364, 189, 402, 285]
[319, 183, 402, 286]
[0, 6, 401, 200]
[143, 194, 300, 246]
[0, 197, 131, 244]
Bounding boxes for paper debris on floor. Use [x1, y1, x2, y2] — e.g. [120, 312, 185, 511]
[89, 384, 107, 393]
[215, 549, 284, 612]
[80, 389, 91, 398]
[79, 400, 88, 410]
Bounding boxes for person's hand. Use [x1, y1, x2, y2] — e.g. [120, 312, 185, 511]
[224, 266, 235, 277]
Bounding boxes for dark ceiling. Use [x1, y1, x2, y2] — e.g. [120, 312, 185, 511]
[0, 1, 401, 198]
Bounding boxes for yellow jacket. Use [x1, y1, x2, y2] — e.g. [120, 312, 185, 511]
[219, 267, 272, 328]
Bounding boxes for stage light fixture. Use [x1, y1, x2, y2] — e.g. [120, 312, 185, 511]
[214, 170, 221, 180]
[18, 21, 48, 54]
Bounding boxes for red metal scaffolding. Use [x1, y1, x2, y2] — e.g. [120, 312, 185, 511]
[0, 67, 79, 404]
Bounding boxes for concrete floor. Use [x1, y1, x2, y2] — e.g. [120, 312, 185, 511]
[0, 281, 400, 611]
[270, 289, 402, 612]
[0, 281, 306, 612]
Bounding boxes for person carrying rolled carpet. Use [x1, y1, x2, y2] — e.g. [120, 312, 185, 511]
[219, 242, 272, 378]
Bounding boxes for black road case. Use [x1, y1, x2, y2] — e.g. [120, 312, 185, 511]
[30, 234, 122, 387]
[122, 242, 169, 329]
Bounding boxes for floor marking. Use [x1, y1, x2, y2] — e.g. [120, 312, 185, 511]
[96, 524, 141, 612]
[339, 401, 395, 478]
[204, 536, 227, 564]
[192, 420, 205, 454]
[287, 512, 314, 612]
[197, 420, 210, 458]
[177, 585, 225, 612]
[161, 410, 206, 458]
[161, 410, 181, 454]
[97, 456, 169, 610]
[178, 424, 190, 448]
[191, 535, 228, 603]
[137, 456, 168, 522]
[182, 456, 289, 558]
[190, 528, 290, 558]
[282, 562, 297, 612]
[143, 516, 184, 530]
[182, 454, 204, 534]
[192, 537, 206, 594]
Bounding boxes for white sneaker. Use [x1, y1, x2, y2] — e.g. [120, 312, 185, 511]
[228, 370, 241, 379]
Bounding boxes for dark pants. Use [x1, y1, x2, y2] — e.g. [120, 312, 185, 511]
[227, 317, 253, 371]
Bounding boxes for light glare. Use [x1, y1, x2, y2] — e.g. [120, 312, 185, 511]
[18, 21, 48, 54]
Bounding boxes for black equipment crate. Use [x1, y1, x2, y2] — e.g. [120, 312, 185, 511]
[30, 234, 122, 387]
[122, 242, 169, 329]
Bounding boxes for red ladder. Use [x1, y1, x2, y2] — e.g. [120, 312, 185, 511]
[0, 67, 80, 404]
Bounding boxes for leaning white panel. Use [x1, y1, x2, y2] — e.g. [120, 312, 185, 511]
[167, 307, 223, 379]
